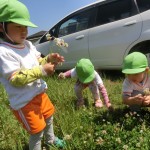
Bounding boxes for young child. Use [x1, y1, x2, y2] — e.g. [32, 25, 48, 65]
[0, 0, 65, 149]
[122, 52, 150, 111]
[59, 58, 112, 109]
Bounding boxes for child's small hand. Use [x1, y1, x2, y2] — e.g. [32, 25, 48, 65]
[43, 62, 55, 75]
[142, 95, 150, 106]
[133, 94, 144, 105]
[47, 53, 64, 65]
[58, 72, 65, 79]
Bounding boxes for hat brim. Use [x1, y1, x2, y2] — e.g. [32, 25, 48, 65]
[10, 19, 37, 28]
[79, 72, 95, 83]
[122, 68, 146, 74]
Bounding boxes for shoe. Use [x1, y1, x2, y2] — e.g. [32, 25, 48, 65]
[95, 100, 103, 108]
[46, 137, 66, 149]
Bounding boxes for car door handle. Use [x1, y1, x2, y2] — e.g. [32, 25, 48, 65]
[75, 35, 85, 40]
[123, 20, 137, 26]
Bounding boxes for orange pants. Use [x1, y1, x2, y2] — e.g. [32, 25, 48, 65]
[12, 93, 55, 134]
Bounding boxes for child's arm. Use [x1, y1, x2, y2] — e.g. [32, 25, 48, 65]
[9, 63, 55, 87]
[58, 70, 73, 79]
[9, 53, 64, 87]
[98, 84, 112, 108]
[38, 53, 64, 65]
[122, 94, 143, 106]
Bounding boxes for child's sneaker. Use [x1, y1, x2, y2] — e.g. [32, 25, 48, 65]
[95, 100, 103, 108]
[46, 137, 66, 149]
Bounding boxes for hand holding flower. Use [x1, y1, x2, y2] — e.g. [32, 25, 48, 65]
[47, 53, 64, 66]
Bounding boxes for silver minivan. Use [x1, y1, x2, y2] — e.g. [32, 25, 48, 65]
[35, 0, 150, 70]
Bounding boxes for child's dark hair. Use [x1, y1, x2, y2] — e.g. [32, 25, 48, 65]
[0, 22, 8, 38]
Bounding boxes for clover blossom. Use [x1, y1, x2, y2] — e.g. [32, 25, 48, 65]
[46, 33, 68, 52]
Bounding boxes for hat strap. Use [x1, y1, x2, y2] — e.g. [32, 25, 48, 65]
[2, 22, 15, 44]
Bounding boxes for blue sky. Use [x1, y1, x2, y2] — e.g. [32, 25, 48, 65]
[19, 0, 96, 36]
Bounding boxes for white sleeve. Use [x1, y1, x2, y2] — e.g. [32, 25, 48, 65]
[95, 71, 103, 85]
[70, 68, 77, 78]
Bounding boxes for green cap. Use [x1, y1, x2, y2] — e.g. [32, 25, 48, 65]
[0, 0, 37, 27]
[76, 58, 95, 83]
[122, 52, 148, 74]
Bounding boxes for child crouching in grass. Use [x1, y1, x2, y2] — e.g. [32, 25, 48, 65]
[59, 58, 112, 110]
[122, 52, 150, 111]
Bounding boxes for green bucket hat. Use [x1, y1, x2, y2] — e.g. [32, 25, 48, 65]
[0, 0, 37, 27]
[76, 58, 95, 83]
[122, 52, 148, 74]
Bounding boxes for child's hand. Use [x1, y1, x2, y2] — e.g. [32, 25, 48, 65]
[133, 94, 144, 105]
[43, 62, 55, 75]
[142, 95, 150, 106]
[47, 53, 64, 65]
[58, 72, 65, 79]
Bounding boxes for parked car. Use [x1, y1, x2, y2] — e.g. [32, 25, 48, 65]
[35, 0, 150, 70]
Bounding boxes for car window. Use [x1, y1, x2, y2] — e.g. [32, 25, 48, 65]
[58, 8, 96, 37]
[136, 0, 150, 12]
[95, 0, 138, 26]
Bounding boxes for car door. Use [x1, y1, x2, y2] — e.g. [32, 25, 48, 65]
[88, 0, 142, 69]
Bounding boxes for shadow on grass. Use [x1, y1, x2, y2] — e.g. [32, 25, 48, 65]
[93, 106, 150, 130]
[23, 144, 29, 150]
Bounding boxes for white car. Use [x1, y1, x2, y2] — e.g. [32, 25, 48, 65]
[35, 0, 150, 70]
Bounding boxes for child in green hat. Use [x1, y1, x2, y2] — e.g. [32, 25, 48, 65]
[122, 52, 150, 111]
[59, 58, 112, 109]
[0, 0, 65, 149]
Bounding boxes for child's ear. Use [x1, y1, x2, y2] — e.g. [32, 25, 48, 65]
[145, 67, 149, 72]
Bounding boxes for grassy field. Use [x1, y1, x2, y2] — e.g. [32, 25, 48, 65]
[0, 71, 150, 150]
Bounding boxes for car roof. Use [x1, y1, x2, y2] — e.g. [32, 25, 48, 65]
[65, 0, 106, 18]
[49, 0, 106, 28]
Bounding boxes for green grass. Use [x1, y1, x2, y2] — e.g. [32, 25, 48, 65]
[0, 71, 150, 150]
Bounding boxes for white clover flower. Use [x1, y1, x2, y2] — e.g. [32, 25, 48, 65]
[125, 113, 129, 118]
[140, 130, 143, 133]
[64, 134, 72, 140]
[101, 130, 107, 134]
[96, 137, 104, 145]
[116, 138, 121, 144]
[88, 112, 92, 115]
[139, 137, 144, 142]
[123, 145, 128, 150]
[54, 38, 68, 48]
[136, 143, 141, 148]
[46, 34, 69, 53]
[46, 33, 52, 41]
[107, 121, 111, 125]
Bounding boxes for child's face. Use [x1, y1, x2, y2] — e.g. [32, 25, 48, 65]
[5, 23, 28, 44]
[127, 71, 146, 83]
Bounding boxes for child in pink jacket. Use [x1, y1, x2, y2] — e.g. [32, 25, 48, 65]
[59, 58, 112, 109]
